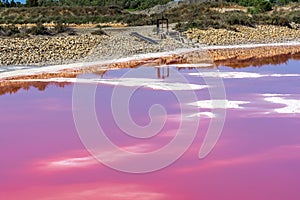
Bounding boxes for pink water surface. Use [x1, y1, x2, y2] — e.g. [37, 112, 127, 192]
[0, 59, 300, 200]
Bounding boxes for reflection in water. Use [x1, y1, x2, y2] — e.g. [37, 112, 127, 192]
[1, 52, 300, 96]
[0, 70, 106, 96]
[0, 81, 71, 96]
[2, 53, 300, 96]
[1, 56, 300, 199]
[157, 67, 170, 79]
[215, 52, 300, 69]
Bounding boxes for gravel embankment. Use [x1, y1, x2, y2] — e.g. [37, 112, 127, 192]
[0, 26, 189, 66]
[0, 35, 107, 66]
[0, 25, 300, 66]
[185, 25, 300, 45]
[85, 26, 190, 62]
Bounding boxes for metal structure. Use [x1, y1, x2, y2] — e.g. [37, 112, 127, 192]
[157, 13, 169, 35]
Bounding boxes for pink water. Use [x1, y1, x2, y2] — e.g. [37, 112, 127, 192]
[0, 59, 300, 199]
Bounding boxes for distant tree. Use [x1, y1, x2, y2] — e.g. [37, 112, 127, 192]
[259, 0, 272, 12]
[50, 0, 171, 9]
[277, 0, 291, 5]
[27, 0, 38, 6]
[11, 0, 17, 7]
[4, 0, 10, 7]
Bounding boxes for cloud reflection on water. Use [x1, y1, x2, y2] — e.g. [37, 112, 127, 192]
[189, 71, 300, 79]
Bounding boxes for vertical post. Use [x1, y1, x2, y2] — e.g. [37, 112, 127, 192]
[166, 19, 169, 33]
[157, 19, 159, 35]
[161, 12, 164, 33]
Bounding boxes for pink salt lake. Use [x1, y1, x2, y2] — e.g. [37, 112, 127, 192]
[0, 58, 300, 200]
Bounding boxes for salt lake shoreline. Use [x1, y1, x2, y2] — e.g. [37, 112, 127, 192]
[1, 42, 300, 82]
[0, 25, 300, 70]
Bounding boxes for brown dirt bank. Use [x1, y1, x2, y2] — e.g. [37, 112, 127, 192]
[207, 44, 300, 68]
[214, 52, 300, 68]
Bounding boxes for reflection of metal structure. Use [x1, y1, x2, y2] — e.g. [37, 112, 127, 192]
[157, 67, 170, 79]
[157, 13, 169, 35]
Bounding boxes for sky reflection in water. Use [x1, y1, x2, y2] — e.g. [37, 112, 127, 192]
[0, 59, 300, 200]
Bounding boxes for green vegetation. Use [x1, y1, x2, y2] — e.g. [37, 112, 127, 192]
[0, 0, 21, 7]
[0, 1, 299, 32]
[0, 6, 134, 24]
[227, 0, 300, 7]
[227, 0, 272, 13]
[167, 2, 300, 31]
[0, 23, 75, 36]
[23, 0, 172, 10]
[174, 10, 256, 32]
[0, 24, 20, 36]
[0, 5, 159, 25]
[27, 23, 51, 35]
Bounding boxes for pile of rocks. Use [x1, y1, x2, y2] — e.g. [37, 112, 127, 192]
[0, 34, 107, 66]
[3, 24, 299, 67]
[85, 28, 190, 62]
[185, 25, 300, 45]
[0, 25, 192, 66]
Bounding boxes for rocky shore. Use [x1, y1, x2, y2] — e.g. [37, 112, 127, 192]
[0, 26, 189, 66]
[84, 26, 190, 62]
[0, 25, 300, 66]
[0, 35, 107, 66]
[185, 25, 300, 45]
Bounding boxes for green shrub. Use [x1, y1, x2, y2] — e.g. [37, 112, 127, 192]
[0, 24, 20, 36]
[53, 23, 73, 34]
[253, 12, 293, 27]
[287, 11, 300, 24]
[270, 15, 291, 27]
[27, 23, 51, 35]
[248, 7, 260, 14]
[225, 11, 255, 27]
[258, 0, 273, 12]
